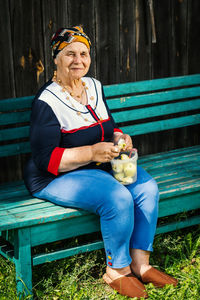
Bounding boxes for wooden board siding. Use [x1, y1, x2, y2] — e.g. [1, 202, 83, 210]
[0, 0, 200, 183]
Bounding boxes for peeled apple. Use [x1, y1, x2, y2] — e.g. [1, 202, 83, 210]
[118, 138, 126, 150]
[120, 154, 129, 160]
[122, 177, 134, 184]
[124, 162, 137, 177]
[112, 163, 123, 173]
[114, 172, 124, 182]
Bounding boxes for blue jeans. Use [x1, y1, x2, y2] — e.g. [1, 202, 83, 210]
[34, 166, 159, 268]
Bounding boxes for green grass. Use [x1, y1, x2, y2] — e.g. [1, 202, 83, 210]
[0, 225, 200, 300]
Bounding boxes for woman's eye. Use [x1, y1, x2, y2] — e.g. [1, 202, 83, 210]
[67, 53, 74, 56]
[81, 53, 87, 57]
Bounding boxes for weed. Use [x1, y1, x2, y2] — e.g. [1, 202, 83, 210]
[0, 225, 199, 299]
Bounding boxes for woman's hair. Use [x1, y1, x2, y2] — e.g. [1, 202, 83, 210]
[51, 26, 91, 59]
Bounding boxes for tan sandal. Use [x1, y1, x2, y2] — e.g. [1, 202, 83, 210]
[103, 272, 148, 299]
[141, 267, 178, 288]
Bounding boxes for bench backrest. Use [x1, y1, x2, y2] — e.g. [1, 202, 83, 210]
[0, 74, 200, 157]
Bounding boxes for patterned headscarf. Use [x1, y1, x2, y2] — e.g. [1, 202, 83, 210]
[51, 26, 91, 59]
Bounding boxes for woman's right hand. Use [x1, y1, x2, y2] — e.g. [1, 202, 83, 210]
[91, 142, 120, 163]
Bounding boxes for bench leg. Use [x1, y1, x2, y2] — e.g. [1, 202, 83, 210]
[14, 228, 33, 299]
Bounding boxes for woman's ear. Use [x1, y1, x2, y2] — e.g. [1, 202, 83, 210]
[54, 58, 57, 65]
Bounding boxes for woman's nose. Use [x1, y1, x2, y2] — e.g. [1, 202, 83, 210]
[74, 55, 81, 63]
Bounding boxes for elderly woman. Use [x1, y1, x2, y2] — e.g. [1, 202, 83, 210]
[24, 26, 177, 298]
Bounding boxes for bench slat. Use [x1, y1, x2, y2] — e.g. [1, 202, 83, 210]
[113, 99, 200, 123]
[0, 198, 44, 211]
[0, 111, 31, 126]
[0, 126, 29, 141]
[0, 206, 89, 231]
[0, 201, 55, 216]
[0, 96, 33, 112]
[0, 142, 30, 157]
[158, 192, 200, 217]
[156, 215, 200, 235]
[32, 240, 104, 266]
[121, 114, 200, 135]
[159, 180, 200, 199]
[139, 145, 200, 164]
[0, 186, 29, 200]
[108, 86, 200, 110]
[141, 150, 200, 170]
[104, 74, 200, 97]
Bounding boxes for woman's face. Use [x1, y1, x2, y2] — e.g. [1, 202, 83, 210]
[54, 42, 91, 81]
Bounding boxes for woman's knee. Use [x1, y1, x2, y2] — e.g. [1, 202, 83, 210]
[98, 184, 134, 218]
[147, 178, 159, 200]
[142, 178, 159, 214]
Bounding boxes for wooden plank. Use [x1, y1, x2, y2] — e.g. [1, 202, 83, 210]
[159, 181, 200, 200]
[120, 114, 200, 136]
[0, 180, 24, 190]
[0, 142, 30, 157]
[0, 126, 29, 142]
[31, 214, 100, 246]
[171, 0, 187, 76]
[0, 206, 89, 231]
[96, 0, 120, 84]
[112, 98, 200, 123]
[103, 74, 200, 97]
[119, 0, 136, 82]
[187, 0, 200, 74]
[0, 111, 31, 126]
[156, 215, 200, 235]
[9, 0, 45, 97]
[0, 1, 16, 98]
[0, 202, 55, 217]
[139, 145, 200, 164]
[0, 198, 44, 211]
[14, 228, 32, 297]
[151, 0, 171, 78]
[141, 150, 200, 170]
[41, 0, 69, 81]
[68, 0, 96, 78]
[0, 189, 30, 201]
[33, 240, 104, 266]
[107, 86, 200, 110]
[0, 96, 33, 112]
[158, 192, 200, 217]
[135, 0, 152, 80]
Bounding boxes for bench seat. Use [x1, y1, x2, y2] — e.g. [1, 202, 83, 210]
[1, 145, 199, 239]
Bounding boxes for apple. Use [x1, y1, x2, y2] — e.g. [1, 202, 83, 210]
[112, 163, 124, 173]
[123, 162, 137, 177]
[120, 154, 129, 160]
[118, 138, 126, 150]
[114, 172, 124, 182]
[122, 176, 134, 185]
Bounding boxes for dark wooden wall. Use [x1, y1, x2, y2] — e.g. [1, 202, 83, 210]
[0, 0, 200, 183]
[1, 0, 200, 99]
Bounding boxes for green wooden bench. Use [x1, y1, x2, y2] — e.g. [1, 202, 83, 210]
[0, 74, 200, 298]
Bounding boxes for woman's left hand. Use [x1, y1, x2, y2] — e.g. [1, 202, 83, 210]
[120, 134, 133, 150]
[113, 133, 133, 150]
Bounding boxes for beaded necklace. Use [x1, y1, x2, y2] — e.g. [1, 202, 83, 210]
[53, 71, 103, 123]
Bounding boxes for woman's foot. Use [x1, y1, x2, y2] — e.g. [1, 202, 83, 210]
[105, 265, 131, 281]
[103, 268, 148, 299]
[131, 263, 178, 288]
[140, 267, 178, 287]
[131, 263, 152, 278]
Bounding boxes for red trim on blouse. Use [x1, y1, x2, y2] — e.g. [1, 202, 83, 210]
[47, 147, 65, 175]
[114, 128, 123, 134]
[86, 105, 105, 141]
[61, 117, 111, 134]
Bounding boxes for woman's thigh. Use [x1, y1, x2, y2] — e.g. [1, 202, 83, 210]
[34, 169, 133, 216]
[126, 165, 159, 208]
